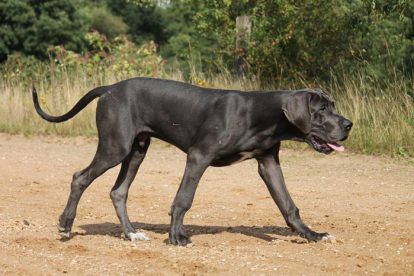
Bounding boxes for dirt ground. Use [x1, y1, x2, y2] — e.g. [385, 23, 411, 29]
[0, 133, 413, 275]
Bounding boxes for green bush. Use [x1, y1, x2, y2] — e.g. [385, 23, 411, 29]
[190, 0, 414, 81]
[80, 4, 128, 41]
[0, 0, 87, 61]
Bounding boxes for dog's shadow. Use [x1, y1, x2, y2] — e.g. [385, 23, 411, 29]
[74, 222, 301, 243]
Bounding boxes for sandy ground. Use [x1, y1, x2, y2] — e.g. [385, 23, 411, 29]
[0, 133, 413, 275]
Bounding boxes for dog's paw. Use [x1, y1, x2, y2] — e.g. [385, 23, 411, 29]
[59, 230, 71, 239]
[169, 236, 192, 246]
[300, 231, 332, 242]
[321, 233, 336, 243]
[168, 225, 192, 246]
[58, 216, 74, 237]
[128, 231, 150, 241]
[57, 225, 71, 240]
[169, 231, 192, 246]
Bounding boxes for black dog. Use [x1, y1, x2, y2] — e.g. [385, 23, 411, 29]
[32, 78, 352, 245]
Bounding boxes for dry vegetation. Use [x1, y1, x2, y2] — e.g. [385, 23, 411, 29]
[0, 66, 413, 157]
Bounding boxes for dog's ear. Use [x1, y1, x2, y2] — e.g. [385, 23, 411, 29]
[282, 91, 312, 134]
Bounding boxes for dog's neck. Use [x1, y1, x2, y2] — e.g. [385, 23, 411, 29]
[251, 91, 306, 143]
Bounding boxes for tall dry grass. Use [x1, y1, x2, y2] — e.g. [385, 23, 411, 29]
[1, 70, 101, 136]
[329, 75, 414, 157]
[0, 66, 413, 157]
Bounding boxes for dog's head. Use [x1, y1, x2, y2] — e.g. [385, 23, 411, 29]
[282, 89, 353, 154]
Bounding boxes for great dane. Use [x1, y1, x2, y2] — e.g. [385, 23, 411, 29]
[32, 77, 352, 245]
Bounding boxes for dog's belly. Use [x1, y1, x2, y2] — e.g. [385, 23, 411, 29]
[211, 151, 259, 167]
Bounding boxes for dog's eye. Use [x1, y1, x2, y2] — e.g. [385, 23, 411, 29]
[320, 106, 327, 111]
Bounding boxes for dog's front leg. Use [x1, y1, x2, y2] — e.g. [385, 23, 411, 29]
[169, 149, 211, 246]
[256, 145, 331, 242]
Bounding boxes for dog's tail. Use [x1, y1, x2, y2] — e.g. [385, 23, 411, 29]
[32, 86, 108, 123]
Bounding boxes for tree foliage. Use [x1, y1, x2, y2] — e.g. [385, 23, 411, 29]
[79, 4, 128, 41]
[190, 0, 414, 80]
[0, 0, 413, 81]
[0, 0, 87, 61]
[106, 0, 168, 45]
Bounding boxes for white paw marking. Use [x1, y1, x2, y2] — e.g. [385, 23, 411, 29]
[322, 234, 336, 242]
[128, 232, 150, 241]
[60, 231, 70, 238]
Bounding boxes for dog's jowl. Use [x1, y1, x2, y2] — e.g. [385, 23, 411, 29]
[32, 78, 352, 245]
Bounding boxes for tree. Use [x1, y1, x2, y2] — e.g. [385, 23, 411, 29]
[105, 0, 168, 44]
[158, 0, 217, 72]
[0, 0, 35, 61]
[0, 0, 87, 61]
[190, 0, 414, 81]
[79, 4, 128, 41]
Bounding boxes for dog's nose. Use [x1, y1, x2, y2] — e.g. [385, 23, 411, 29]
[343, 119, 353, 131]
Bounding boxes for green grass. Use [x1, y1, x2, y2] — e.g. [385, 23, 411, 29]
[0, 65, 413, 157]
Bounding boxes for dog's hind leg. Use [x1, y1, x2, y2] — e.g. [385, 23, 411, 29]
[110, 137, 150, 241]
[58, 139, 132, 239]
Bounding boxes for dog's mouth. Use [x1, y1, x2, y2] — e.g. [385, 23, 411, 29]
[308, 135, 345, 154]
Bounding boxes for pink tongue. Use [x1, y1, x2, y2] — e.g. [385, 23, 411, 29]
[327, 142, 345, 152]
